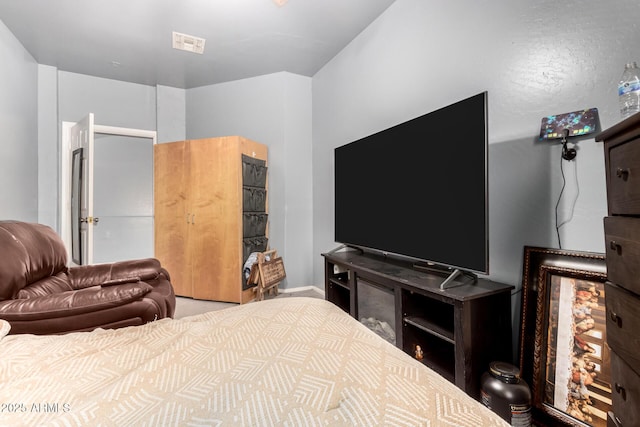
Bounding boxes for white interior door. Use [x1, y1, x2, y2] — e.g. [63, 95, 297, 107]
[62, 117, 157, 266]
[69, 113, 95, 265]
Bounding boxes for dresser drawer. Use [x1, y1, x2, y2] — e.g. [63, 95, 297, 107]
[608, 138, 640, 214]
[605, 282, 640, 373]
[610, 350, 640, 427]
[604, 216, 640, 295]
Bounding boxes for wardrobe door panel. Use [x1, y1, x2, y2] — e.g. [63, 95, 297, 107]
[189, 138, 243, 302]
[154, 141, 191, 297]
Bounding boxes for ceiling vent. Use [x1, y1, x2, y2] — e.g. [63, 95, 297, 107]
[172, 31, 206, 54]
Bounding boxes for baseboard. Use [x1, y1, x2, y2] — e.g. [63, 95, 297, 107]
[280, 286, 325, 297]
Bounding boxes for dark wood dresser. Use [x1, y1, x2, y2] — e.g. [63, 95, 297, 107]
[596, 114, 640, 427]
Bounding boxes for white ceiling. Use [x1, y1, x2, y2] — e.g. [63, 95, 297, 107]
[0, 0, 396, 89]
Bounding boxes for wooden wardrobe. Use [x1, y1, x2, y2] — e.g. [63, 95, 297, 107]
[154, 136, 268, 303]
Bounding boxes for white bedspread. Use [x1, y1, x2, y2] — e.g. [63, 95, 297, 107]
[0, 297, 508, 426]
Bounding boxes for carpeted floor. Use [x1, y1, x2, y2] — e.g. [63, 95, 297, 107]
[173, 286, 324, 319]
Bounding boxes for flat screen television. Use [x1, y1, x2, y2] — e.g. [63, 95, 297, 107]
[334, 91, 489, 278]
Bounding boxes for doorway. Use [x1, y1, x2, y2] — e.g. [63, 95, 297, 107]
[93, 134, 154, 264]
[61, 116, 157, 265]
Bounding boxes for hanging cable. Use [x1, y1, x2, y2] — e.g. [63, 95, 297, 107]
[554, 144, 580, 249]
[555, 152, 566, 248]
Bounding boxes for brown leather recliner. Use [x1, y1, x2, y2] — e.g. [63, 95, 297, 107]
[0, 220, 176, 335]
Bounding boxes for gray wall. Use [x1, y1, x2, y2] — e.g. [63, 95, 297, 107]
[186, 72, 314, 289]
[311, 0, 639, 351]
[157, 85, 186, 143]
[312, 0, 633, 292]
[57, 71, 156, 127]
[38, 64, 59, 229]
[0, 20, 38, 222]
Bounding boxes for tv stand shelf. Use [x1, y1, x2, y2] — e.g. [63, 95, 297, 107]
[322, 249, 514, 399]
[403, 316, 455, 343]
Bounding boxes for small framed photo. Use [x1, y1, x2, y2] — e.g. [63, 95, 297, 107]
[519, 246, 611, 426]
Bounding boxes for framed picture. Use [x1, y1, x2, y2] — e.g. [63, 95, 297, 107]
[519, 246, 610, 427]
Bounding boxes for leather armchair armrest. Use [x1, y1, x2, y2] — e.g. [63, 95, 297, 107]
[0, 282, 153, 321]
[101, 276, 141, 287]
[68, 258, 163, 290]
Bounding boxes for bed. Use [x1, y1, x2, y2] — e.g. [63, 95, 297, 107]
[0, 297, 508, 426]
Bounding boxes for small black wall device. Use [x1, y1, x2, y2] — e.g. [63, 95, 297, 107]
[539, 108, 599, 160]
[539, 108, 598, 141]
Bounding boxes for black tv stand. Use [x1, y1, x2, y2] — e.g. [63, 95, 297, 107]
[322, 249, 513, 399]
[412, 263, 478, 290]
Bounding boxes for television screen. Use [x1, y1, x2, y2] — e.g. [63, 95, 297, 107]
[334, 92, 488, 274]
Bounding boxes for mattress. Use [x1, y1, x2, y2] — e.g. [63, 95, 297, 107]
[0, 297, 508, 426]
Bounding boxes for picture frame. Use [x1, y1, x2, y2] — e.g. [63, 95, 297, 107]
[519, 246, 610, 427]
